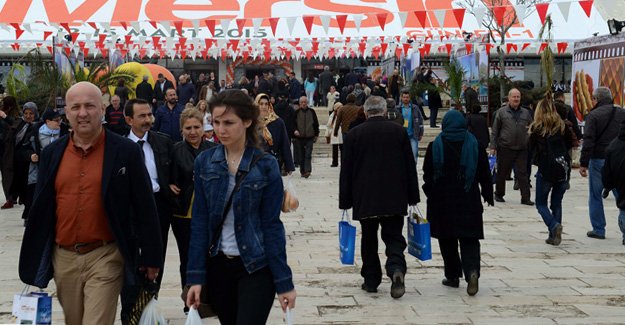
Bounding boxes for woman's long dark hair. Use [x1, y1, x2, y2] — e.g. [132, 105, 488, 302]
[208, 89, 260, 147]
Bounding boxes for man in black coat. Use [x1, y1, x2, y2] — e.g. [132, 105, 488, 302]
[135, 75, 154, 104]
[18, 82, 162, 325]
[153, 73, 175, 109]
[318, 66, 335, 106]
[121, 98, 174, 321]
[602, 119, 625, 245]
[339, 95, 420, 299]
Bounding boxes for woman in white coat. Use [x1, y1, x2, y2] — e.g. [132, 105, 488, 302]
[326, 102, 344, 167]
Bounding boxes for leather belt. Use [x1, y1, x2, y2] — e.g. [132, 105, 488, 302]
[59, 240, 114, 254]
[218, 252, 240, 260]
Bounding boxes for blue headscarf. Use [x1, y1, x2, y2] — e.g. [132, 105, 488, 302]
[432, 110, 479, 192]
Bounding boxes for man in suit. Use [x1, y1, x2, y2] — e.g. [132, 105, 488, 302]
[18, 82, 162, 325]
[340, 95, 419, 299]
[135, 75, 154, 104]
[153, 73, 174, 109]
[121, 98, 174, 322]
[318, 66, 335, 106]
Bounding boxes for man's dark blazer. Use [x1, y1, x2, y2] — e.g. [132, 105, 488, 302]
[19, 129, 163, 288]
[153, 79, 174, 101]
[126, 130, 174, 199]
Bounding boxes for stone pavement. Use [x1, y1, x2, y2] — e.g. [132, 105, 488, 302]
[1, 152, 625, 324]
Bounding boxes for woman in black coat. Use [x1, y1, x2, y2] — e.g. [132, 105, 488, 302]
[255, 93, 295, 174]
[422, 110, 493, 296]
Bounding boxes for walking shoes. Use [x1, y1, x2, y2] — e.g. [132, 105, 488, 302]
[467, 272, 479, 296]
[390, 271, 405, 299]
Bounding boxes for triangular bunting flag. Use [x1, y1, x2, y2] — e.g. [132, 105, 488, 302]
[100, 22, 110, 32]
[124, 35, 132, 45]
[286, 17, 297, 36]
[161, 21, 170, 33]
[204, 20, 216, 36]
[173, 21, 184, 36]
[179, 37, 187, 49]
[22, 23, 31, 34]
[398, 12, 408, 28]
[152, 36, 161, 48]
[320, 15, 331, 35]
[149, 21, 158, 29]
[535, 3, 549, 24]
[71, 32, 80, 43]
[445, 44, 453, 55]
[419, 43, 431, 57]
[493, 6, 507, 26]
[506, 43, 517, 54]
[46, 46, 53, 54]
[268, 18, 280, 36]
[521, 43, 531, 52]
[474, 7, 486, 25]
[557, 2, 571, 22]
[230, 39, 239, 52]
[579, 0, 593, 18]
[192, 20, 200, 35]
[353, 15, 363, 32]
[131, 21, 141, 33]
[64, 47, 71, 57]
[403, 43, 411, 56]
[120, 21, 128, 31]
[83, 48, 89, 57]
[380, 43, 388, 55]
[60, 23, 71, 33]
[514, 4, 526, 24]
[252, 18, 263, 35]
[485, 43, 494, 55]
[236, 18, 246, 35]
[336, 15, 347, 34]
[88, 22, 97, 30]
[414, 11, 428, 27]
[220, 19, 232, 36]
[11, 43, 20, 51]
[538, 42, 549, 54]
[100, 47, 108, 58]
[452, 8, 465, 28]
[433, 9, 446, 28]
[557, 42, 568, 54]
[43, 31, 52, 40]
[302, 16, 314, 35]
[10, 24, 24, 39]
[376, 13, 388, 31]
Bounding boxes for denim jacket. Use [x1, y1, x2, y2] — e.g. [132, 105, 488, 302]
[187, 145, 294, 294]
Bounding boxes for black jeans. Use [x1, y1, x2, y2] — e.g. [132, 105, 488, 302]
[438, 238, 480, 281]
[359, 216, 407, 288]
[292, 140, 300, 167]
[331, 144, 342, 166]
[171, 216, 191, 289]
[496, 147, 531, 200]
[295, 137, 314, 174]
[207, 254, 276, 325]
[430, 107, 439, 127]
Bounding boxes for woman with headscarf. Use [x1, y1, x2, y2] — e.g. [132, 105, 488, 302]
[326, 102, 343, 167]
[422, 110, 493, 296]
[256, 93, 295, 174]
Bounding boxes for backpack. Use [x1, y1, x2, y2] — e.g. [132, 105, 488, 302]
[538, 132, 571, 183]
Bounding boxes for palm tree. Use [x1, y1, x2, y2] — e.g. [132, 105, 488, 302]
[440, 60, 466, 110]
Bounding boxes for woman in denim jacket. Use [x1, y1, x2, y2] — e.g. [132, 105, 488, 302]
[186, 90, 296, 323]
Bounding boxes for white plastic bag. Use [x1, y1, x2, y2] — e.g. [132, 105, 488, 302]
[184, 306, 203, 325]
[138, 298, 167, 325]
[284, 307, 293, 325]
[281, 176, 299, 213]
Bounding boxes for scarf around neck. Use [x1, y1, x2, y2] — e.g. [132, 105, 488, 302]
[432, 110, 478, 192]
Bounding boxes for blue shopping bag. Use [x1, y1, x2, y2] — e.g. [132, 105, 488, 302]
[12, 288, 52, 324]
[338, 210, 356, 265]
[488, 155, 497, 184]
[407, 206, 432, 261]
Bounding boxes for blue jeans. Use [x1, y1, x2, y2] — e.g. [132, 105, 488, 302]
[409, 137, 419, 163]
[588, 159, 618, 235]
[535, 173, 567, 237]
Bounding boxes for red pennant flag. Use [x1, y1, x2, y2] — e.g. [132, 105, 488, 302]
[452, 8, 466, 28]
[11, 24, 24, 39]
[236, 19, 246, 35]
[179, 37, 187, 49]
[175, 43, 181, 51]
[485, 43, 494, 55]
[380, 43, 388, 55]
[266, 51, 274, 61]
[46, 46, 53, 54]
[302, 16, 314, 35]
[99, 34, 107, 44]
[121, 48, 129, 57]
[535, 3, 549, 24]
[43, 31, 52, 40]
[376, 13, 388, 31]
[414, 11, 428, 27]
[149, 21, 158, 29]
[205, 38, 215, 49]
[557, 42, 568, 54]
[445, 44, 453, 55]
[403, 43, 411, 56]
[285, 49, 292, 59]
[242, 51, 250, 61]
[230, 39, 240, 51]
[181, 50, 187, 60]
[395, 47, 402, 59]
[538, 42, 549, 54]
[173, 21, 184, 36]
[64, 47, 71, 57]
[100, 47, 108, 58]
[492, 6, 507, 26]
[60, 23, 71, 33]
[506, 43, 517, 54]
[139, 48, 147, 58]
[83, 48, 89, 57]
[372, 48, 380, 60]
[312, 40, 319, 52]
[205, 20, 216, 36]
[521, 43, 531, 52]
[36, 43, 42, 47]
[579, 0, 594, 18]
[119, 21, 128, 30]
[335, 15, 347, 34]
[78, 41, 86, 49]
[358, 42, 366, 54]
[466, 44, 473, 53]
[268, 18, 279, 36]
[152, 36, 161, 48]
[419, 43, 431, 57]
[329, 37, 335, 43]
[70, 32, 79, 43]
[124, 35, 132, 45]
[88, 22, 97, 30]
[11, 43, 20, 51]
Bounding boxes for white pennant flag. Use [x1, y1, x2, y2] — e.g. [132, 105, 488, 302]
[131, 21, 141, 34]
[557, 2, 571, 22]
[433, 9, 446, 28]
[160, 21, 170, 33]
[22, 23, 32, 34]
[474, 7, 486, 25]
[286, 17, 297, 36]
[320, 15, 331, 35]
[252, 18, 263, 35]
[220, 19, 231, 36]
[192, 19, 200, 36]
[84, 33, 92, 41]
[100, 22, 110, 33]
[398, 11, 409, 28]
[138, 36, 146, 45]
[353, 14, 363, 32]
[514, 4, 526, 24]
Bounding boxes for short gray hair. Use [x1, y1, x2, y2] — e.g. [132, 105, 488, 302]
[363, 96, 387, 116]
[594, 87, 613, 103]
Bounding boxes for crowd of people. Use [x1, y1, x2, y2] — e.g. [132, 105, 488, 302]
[1, 63, 625, 324]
